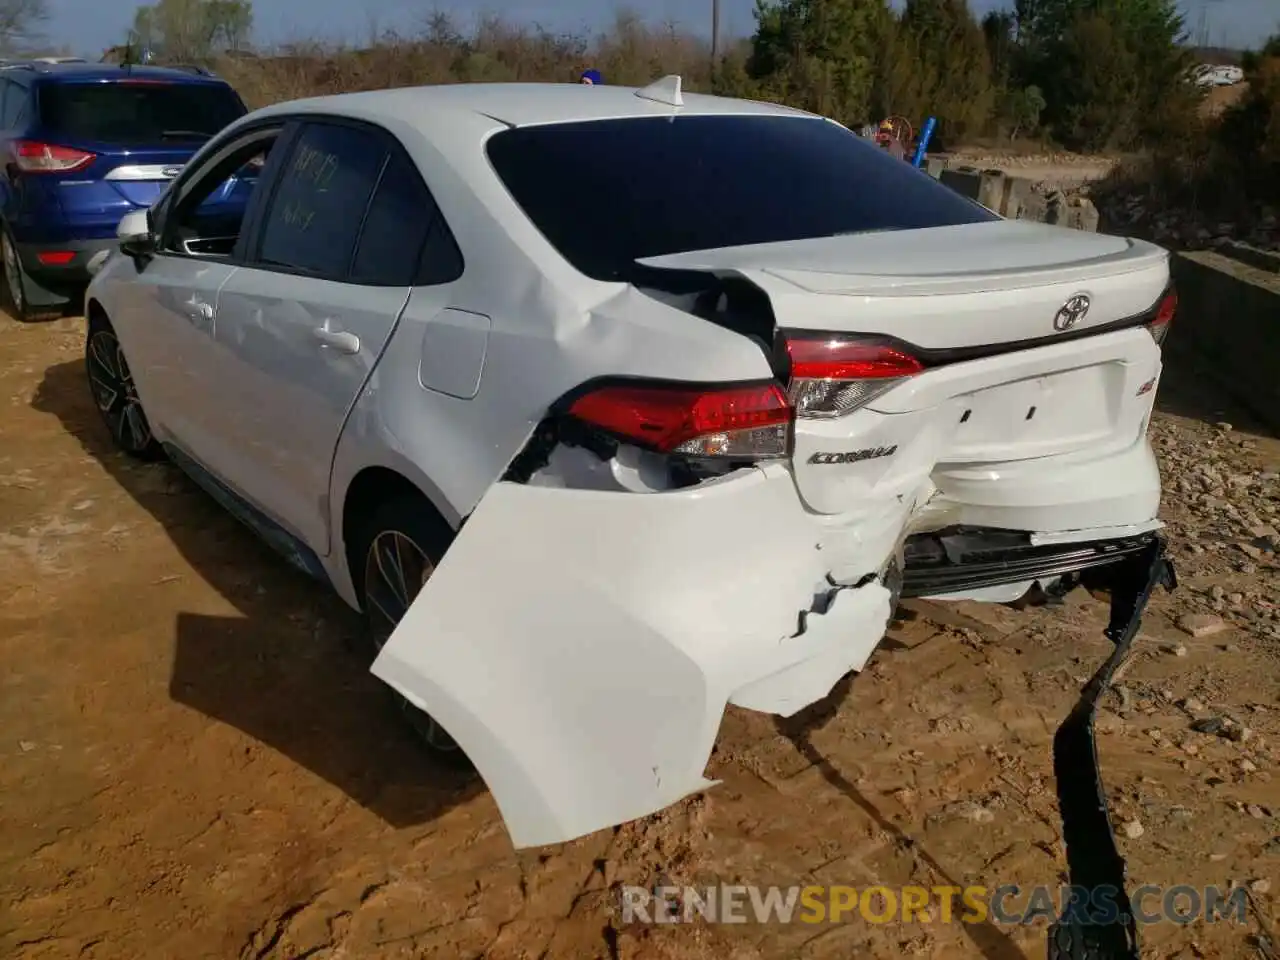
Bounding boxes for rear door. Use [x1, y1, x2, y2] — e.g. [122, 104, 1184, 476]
[32, 77, 248, 237]
[208, 118, 448, 554]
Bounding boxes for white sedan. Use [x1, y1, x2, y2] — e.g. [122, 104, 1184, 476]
[84, 76, 1178, 850]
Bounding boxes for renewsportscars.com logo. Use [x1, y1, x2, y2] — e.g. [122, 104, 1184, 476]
[620, 883, 1253, 927]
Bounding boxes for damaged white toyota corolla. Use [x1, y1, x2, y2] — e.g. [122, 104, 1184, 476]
[84, 76, 1177, 851]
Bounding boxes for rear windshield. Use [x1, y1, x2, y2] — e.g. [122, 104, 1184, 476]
[37, 80, 246, 144]
[485, 114, 998, 282]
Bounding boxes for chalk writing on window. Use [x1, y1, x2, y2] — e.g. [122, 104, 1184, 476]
[259, 123, 384, 276]
[272, 144, 342, 233]
[291, 143, 338, 190]
[280, 199, 315, 230]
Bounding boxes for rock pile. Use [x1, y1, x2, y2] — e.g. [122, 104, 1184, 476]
[1150, 418, 1280, 641]
[1097, 192, 1280, 254]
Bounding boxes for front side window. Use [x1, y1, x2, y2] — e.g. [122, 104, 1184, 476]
[37, 80, 246, 143]
[256, 122, 387, 280]
[162, 129, 279, 258]
[486, 114, 998, 283]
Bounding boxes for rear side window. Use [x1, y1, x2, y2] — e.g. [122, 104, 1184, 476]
[486, 114, 997, 282]
[1, 79, 27, 129]
[350, 150, 463, 286]
[36, 80, 246, 143]
[257, 121, 387, 279]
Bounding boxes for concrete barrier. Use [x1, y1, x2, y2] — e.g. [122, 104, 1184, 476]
[1219, 241, 1280, 274]
[1169, 251, 1280, 432]
[931, 166, 1099, 231]
[938, 167, 982, 201]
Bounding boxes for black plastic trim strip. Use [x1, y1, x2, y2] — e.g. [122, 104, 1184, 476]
[1047, 536, 1177, 960]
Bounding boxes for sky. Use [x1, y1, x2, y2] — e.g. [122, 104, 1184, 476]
[41, 0, 1280, 59]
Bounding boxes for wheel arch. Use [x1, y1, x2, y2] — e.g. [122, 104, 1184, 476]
[339, 464, 456, 605]
[86, 297, 108, 324]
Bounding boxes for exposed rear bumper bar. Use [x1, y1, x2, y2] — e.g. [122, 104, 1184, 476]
[901, 526, 1158, 598]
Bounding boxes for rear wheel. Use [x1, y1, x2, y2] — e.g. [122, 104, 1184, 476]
[2, 228, 31, 321]
[2, 226, 64, 322]
[354, 496, 467, 764]
[85, 313, 165, 461]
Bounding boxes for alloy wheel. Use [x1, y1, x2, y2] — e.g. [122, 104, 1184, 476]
[363, 529, 459, 752]
[86, 330, 155, 454]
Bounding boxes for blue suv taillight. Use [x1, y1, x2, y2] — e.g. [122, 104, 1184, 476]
[11, 139, 96, 173]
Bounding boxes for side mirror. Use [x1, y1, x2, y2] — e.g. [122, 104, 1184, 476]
[117, 209, 154, 261]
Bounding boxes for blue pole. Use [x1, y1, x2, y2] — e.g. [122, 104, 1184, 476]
[912, 116, 937, 168]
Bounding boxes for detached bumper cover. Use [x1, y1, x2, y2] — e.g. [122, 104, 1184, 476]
[370, 464, 893, 849]
[367, 459, 1170, 862]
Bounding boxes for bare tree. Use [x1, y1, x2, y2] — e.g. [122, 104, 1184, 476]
[0, 0, 49, 55]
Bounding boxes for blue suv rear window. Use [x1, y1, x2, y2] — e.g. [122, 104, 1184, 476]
[37, 80, 245, 144]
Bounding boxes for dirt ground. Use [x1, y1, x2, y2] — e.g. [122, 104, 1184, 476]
[1, 312, 1278, 960]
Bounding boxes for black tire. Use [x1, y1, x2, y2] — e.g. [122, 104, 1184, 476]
[85, 312, 165, 461]
[351, 495, 469, 766]
[2, 225, 63, 322]
[2, 225, 33, 321]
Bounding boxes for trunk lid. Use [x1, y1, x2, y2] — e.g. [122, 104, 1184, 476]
[639, 219, 1171, 517]
[637, 219, 1170, 350]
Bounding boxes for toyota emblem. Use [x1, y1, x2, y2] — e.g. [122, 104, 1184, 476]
[1053, 294, 1091, 331]
[161, 166, 183, 179]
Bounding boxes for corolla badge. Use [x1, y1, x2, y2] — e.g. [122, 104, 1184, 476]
[808, 445, 898, 465]
[1053, 294, 1091, 331]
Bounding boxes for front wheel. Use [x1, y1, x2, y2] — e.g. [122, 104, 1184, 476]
[85, 313, 165, 461]
[354, 496, 468, 764]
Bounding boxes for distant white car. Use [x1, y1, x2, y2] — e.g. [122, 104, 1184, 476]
[1194, 63, 1244, 86]
[84, 76, 1178, 850]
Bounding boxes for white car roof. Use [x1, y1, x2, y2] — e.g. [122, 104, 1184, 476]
[247, 79, 816, 130]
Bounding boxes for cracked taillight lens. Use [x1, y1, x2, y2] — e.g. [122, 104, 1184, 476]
[781, 334, 924, 418]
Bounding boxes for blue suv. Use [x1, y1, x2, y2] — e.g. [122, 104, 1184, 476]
[0, 61, 249, 320]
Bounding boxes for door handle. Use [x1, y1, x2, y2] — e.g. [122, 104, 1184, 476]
[184, 295, 214, 324]
[311, 326, 360, 354]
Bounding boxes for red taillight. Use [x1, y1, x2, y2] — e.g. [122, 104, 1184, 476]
[782, 334, 924, 418]
[36, 250, 75, 266]
[11, 140, 96, 173]
[567, 380, 793, 459]
[1149, 289, 1176, 345]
